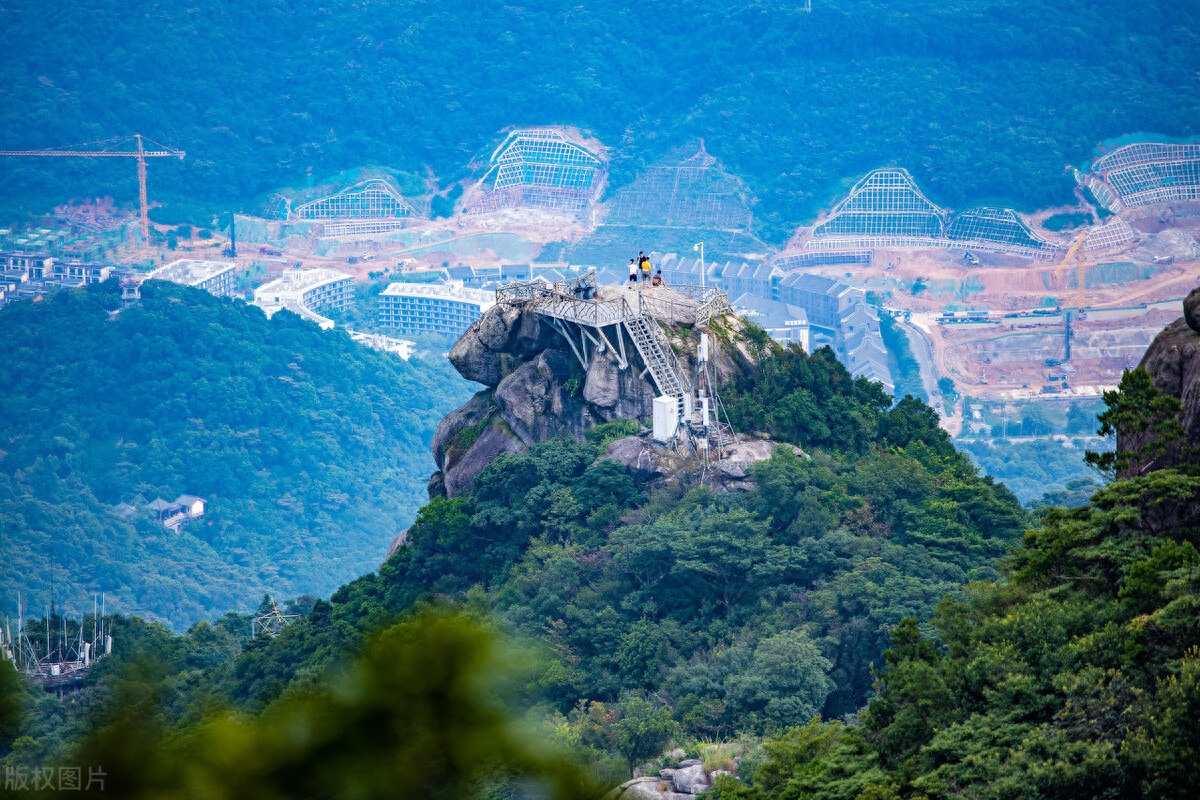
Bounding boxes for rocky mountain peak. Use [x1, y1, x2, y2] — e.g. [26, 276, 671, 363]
[430, 285, 765, 498]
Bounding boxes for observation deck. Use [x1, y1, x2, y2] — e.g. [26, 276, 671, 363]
[496, 271, 731, 415]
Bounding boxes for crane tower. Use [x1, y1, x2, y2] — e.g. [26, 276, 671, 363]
[0, 134, 186, 245]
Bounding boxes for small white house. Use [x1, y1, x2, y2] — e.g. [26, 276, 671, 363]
[174, 494, 206, 518]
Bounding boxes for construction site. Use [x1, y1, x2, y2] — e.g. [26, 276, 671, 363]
[3, 130, 1200, 431]
[779, 141, 1200, 420]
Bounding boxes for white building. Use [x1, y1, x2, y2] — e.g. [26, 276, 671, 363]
[347, 331, 415, 359]
[378, 280, 496, 336]
[147, 259, 239, 297]
[253, 268, 354, 330]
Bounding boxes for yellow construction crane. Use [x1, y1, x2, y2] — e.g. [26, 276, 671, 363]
[0, 134, 185, 245]
[1053, 229, 1089, 310]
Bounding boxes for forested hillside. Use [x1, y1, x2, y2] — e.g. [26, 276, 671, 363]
[0, 344, 1034, 793]
[711, 369, 1200, 800]
[2, 0, 1198, 239]
[0, 282, 473, 627]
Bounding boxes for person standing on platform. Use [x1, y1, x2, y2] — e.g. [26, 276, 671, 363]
[640, 254, 652, 285]
[628, 258, 639, 288]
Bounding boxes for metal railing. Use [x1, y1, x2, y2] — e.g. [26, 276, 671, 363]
[495, 270, 597, 306]
[538, 291, 632, 327]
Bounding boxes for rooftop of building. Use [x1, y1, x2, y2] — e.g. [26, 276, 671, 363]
[380, 280, 496, 304]
[256, 268, 352, 296]
[731, 293, 809, 328]
[149, 259, 237, 285]
[778, 272, 859, 297]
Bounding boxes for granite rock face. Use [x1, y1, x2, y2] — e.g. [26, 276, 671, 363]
[1130, 289, 1200, 473]
[431, 300, 766, 499]
[432, 303, 670, 498]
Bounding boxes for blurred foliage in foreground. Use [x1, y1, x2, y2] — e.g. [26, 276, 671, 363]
[4, 612, 599, 799]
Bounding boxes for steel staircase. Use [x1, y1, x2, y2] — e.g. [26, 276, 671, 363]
[624, 315, 686, 415]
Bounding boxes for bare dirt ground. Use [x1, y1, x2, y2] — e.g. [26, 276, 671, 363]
[134, 195, 1200, 413]
[792, 214, 1200, 402]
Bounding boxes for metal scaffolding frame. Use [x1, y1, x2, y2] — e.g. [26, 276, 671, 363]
[945, 206, 1052, 255]
[813, 168, 945, 239]
[605, 148, 753, 230]
[808, 169, 1062, 259]
[1084, 217, 1138, 251]
[468, 129, 603, 214]
[1087, 143, 1200, 207]
[293, 179, 417, 220]
[321, 219, 410, 237]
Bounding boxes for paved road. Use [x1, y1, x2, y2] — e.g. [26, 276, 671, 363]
[895, 316, 942, 409]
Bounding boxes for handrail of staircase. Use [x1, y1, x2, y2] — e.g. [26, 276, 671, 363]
[645, 314, 687, 396]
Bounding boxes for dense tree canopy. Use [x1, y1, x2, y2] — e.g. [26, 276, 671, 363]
[0, 343, 1035, 794]
[1, 0, 1198, 240]
[0, 282, 473, 627]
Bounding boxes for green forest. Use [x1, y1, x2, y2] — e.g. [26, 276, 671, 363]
[0, 281, 473, 628]
[1, 0, 1198, 240]
[0, 342, 1079, 796]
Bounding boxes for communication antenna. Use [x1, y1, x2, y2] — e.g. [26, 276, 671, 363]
[683, 331, 736, 476]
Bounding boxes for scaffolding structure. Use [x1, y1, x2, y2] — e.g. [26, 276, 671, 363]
[1085, 142, 1200, 207]
[1084, 217, 1138, 251]
[944, 206, 1052, 256]
[605, 147, 753, 230]
[812, 168, 945, 240]
[3, 593, 113, 693]
[808, 168, 1063, 259]
[1075, 169, 1124, 213]
[774, 250, 872, 269]
[321, 219, 410, 237]
[466, 129, 603, 215]
[293, 179, 417, 220]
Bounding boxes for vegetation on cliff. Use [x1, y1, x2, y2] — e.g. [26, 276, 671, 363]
[709, 369, 1200, 800]
[0, 281, 473, 627]
[0, 343, 1035, 794]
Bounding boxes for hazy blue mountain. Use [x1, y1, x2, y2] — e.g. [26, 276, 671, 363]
[1, 0, 1197, 240]
[0, 282, 473, 628]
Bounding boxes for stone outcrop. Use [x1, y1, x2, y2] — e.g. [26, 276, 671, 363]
[443, 419, 525, 498]
[671, 764, 710, 794]
[604, 753, 743, 798]
[430, 295, 768, 499]
[1132, 288, 1200, 472]
[604, 434, 805, 493]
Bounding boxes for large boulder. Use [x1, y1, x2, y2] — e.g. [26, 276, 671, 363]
[604, 777, 692, 800]
[607, 435, 664, 481]
[433, 301, 765, 498]
[431, 391, 495, 471]
[1134, 290, 1200, 472]
[448, 322, 505, 387]
[1185, 286, 1200, 334]
[443, 420, 526, 498]
[584, 351, 657, 419]
[672, 764, 710, 794]
[494, 348, 598, 444]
